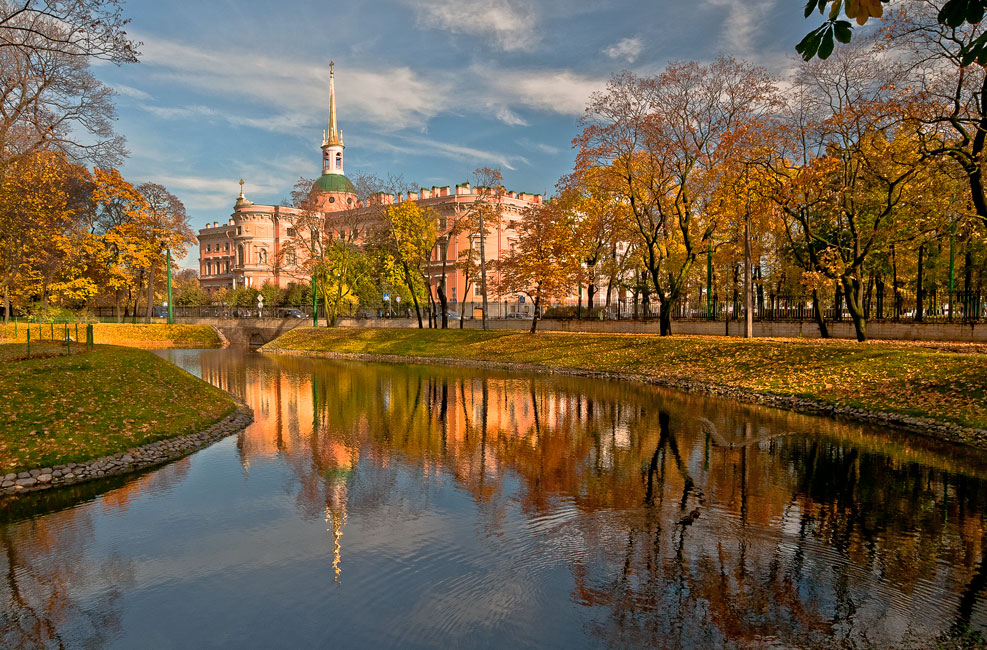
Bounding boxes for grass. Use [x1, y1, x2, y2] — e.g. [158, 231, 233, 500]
[0, 345, 235, 474]
[264, 327, 987, 431]
[0, 322, 221, 348]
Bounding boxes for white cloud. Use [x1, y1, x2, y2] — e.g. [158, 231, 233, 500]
[135, 34, 449, 133]
[494, 107, 528, 127]
[356, 133, 528, 171]
[479, 67, 602, 116]
[111, 83, 153, 101]
[703, 0, 775, 55]
[602, 37, 642, 63]
[408, 0, 538, 52]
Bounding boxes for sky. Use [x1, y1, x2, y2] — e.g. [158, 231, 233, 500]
[92, 0, 820, 266]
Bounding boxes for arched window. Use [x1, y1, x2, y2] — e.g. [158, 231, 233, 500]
[237, 245, 244, 266]
[335, 152, 342, 169]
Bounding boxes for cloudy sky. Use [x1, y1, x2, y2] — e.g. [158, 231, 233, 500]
[93, 0, 818, 264]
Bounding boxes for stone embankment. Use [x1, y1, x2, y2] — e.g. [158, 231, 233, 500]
[1, 403, 253, 497]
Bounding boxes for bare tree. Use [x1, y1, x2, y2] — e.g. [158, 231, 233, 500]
[0, 0, 139, 62]
[0, 16, 126, 171]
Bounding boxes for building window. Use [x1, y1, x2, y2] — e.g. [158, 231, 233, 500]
[238, 245, 244, 266]
[207, 262, 212, 275]
[335, 152, 342, 169]
[287, 228, 297, 237]
[225, 242, 230, 251]
[451, 287, 457, 302]
[328, 196, 336, 204]
[206, 244, 211, 252]
[474, 284, 482, 296]
[237, 226, 242, 235]
[286, 250, 297, 266]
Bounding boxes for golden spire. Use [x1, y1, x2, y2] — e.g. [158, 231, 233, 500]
[323, 61, 343, 148]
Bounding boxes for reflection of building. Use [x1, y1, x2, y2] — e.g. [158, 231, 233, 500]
[198, 64, 545, 316]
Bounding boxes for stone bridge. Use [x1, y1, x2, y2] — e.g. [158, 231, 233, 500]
[181, 317, 312, 347]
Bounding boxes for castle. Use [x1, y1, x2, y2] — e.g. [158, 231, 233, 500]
[197, 63, 544, 317]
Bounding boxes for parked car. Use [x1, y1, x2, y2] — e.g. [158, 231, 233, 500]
[280, 308, 305, 319]
[505, 312, 532, 319]
[443, 311, 461, 320]
[151, 306, 168, 318]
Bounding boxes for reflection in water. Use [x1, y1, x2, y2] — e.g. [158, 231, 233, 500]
[3, 347, 987, 649]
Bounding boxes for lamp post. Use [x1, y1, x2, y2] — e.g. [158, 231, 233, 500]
[166, 248, 174, 325]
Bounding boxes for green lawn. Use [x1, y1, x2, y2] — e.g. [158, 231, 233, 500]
[0, 345, 235, 474]
[0, 322, 221, 348]
[264, 328, 987, 431]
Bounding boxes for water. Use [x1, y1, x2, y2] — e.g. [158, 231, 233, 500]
[3, 347, 987, 649]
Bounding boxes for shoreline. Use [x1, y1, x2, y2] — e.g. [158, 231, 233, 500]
[263, 347, 987, 452]
[0, 402, 254, 498]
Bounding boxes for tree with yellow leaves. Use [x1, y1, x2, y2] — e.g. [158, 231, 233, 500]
[495, 200, 582, 333]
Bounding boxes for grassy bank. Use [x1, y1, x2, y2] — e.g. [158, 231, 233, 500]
[0, 322, 221, 348]
[0, 345, 235, 474]
[264, 328, 987, 432]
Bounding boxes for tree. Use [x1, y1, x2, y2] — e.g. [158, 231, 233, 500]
[0, 0, 139, 63]
[885, 0, 987, 232]
[799, 0, 987, 65]
[384, 200, 438, 328]
[574, 58, 777, 335]
[0, 14, 126, 173]
[766, 42, 932, 341]
[0, 151, 86, 322]
[89, 168, 149, 319]
[461, 168, 505, 330]
[136, 183, 193, 323]
[496, 200, 582, 333]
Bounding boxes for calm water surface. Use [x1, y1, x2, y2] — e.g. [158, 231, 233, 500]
[3, 347, 987, 649]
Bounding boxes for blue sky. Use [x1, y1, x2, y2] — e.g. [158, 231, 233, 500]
[93, 0, 817, 265]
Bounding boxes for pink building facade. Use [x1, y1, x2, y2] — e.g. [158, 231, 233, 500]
[197, 64, 546, 316]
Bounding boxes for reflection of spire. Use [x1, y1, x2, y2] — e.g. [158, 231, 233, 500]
[325, 482, 348, 584]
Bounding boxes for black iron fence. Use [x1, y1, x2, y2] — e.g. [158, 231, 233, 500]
[84, 288, 987, 324]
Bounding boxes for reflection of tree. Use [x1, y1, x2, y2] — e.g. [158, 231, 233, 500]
[1, 509, 135, 648]
[192, 349, 987, 647]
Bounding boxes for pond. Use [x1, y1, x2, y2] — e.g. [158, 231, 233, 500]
[2, 347, 987, 649]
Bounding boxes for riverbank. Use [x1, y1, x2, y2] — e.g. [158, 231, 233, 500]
[263, 328, 987, 447]
[0, 345, 238, 478]
[0, 322, 222, 348]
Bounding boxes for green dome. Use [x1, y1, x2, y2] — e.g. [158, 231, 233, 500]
[312, 173, 356, 194]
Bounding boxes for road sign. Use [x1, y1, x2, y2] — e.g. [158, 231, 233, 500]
[395, 296, 402, 303]
[257, 295, 264, 304]
[519, 295, 525, 304]
[383, 293, 390, 302]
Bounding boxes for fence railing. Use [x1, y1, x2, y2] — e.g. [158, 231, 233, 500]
[68, 289, 987, 324]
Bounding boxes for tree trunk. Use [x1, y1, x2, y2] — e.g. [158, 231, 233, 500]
[2, 283, 8, 326]
[530, 292, 540, 334]
[916, 244, 925, 323]
[478, 213, 488, 330]
[404, 263, 423, 328]
[744, 217, 752, 338]
[438, 248, 449, 329]
[658, 297, 673, 336]
[841, 275, 867, 342]
[811, 288, 829, 338]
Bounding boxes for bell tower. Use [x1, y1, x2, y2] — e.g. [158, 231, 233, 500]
[310, 61, 357, 211]
[321, 61, 344, 176]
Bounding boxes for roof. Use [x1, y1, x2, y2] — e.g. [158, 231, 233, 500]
[312, 173, 356, 194]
